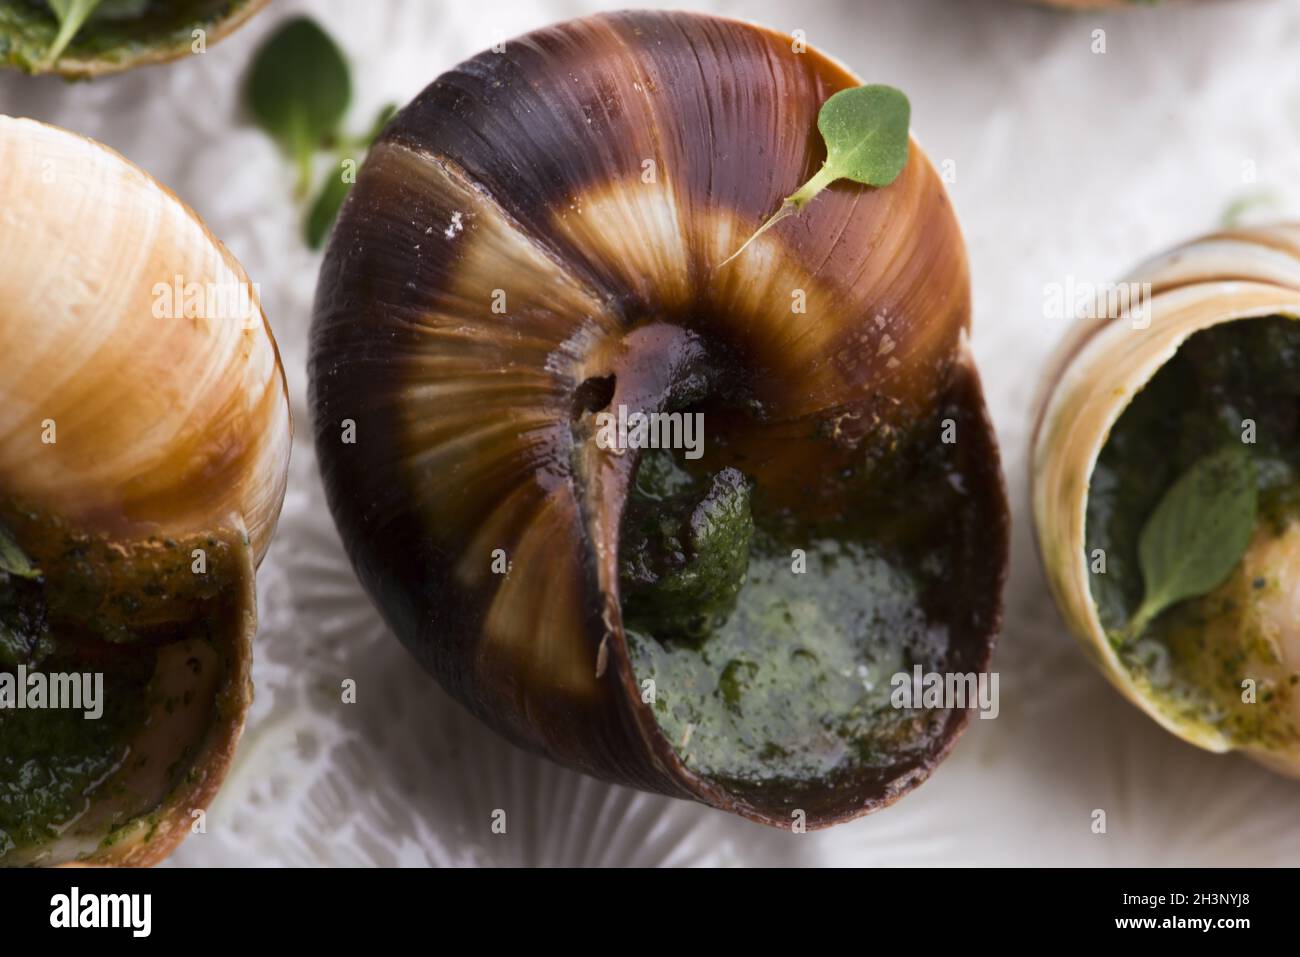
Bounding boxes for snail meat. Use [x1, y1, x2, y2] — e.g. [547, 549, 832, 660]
[0, 116, 290, 865]
[311, 11, 1009, 827]
[1033, 223, 1300, 777]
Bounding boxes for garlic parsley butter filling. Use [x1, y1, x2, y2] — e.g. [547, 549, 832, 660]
[0, 509, 251, 865]
[1087, 316, 1300, 754]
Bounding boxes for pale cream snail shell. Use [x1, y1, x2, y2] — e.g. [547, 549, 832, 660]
[1033, 223, 1300, 777]
[0, 116, 290, 865]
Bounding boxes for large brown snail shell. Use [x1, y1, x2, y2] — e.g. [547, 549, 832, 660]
[311, 11, 1009, 828]
[0, 117, 290, 865]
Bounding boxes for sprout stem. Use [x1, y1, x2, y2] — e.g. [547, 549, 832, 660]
[716, 163, 838, 270]
[41, 0, 102, 69]
[295, 147, 314, 201]
[1116, 597, 1162, 650]
[787, 163, 838, 211]
[717, 201, 795, 270]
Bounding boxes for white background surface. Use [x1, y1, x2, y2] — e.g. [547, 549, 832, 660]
[3, 0, 1299, 866]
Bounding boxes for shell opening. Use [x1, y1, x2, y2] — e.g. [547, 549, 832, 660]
[1085, 314, 1300, 767]
[571, 374, 617, 421]
[0, 503, 253, 865]
[607, 347, 1004, 815]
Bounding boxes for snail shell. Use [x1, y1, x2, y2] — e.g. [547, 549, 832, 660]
[0, 0, 269, 78]
[0, 117, 290, 865]
[311, 11, 1008, 827]
[1032, 223, 1300, 777]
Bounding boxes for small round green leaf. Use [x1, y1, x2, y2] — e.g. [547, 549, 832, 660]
[1128, 445, 1258, 639]
[816, 84, 911, 188]
[245, 17, 351, 174]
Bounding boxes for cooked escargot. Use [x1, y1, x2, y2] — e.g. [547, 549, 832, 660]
[311, 11, 1009, 828]
[1033, 223, 1300, 778]
[0, 117, 290, 865]
[0, 0, 267, 77]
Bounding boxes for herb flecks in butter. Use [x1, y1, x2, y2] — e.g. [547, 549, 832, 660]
[0, 504, 244, 864]
[619, 405, 968, 794]
[620, 452, 753, 644]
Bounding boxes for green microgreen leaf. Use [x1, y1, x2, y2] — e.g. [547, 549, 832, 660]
[1121, 445, 1258, 645]
[719, 84, 911, 268]
[304, 103, 398, 249]
[0, 521, 40, 581]
[245, 16, 352, 198]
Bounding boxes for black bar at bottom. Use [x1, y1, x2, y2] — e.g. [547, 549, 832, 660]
[0, 866, 1286, 943]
